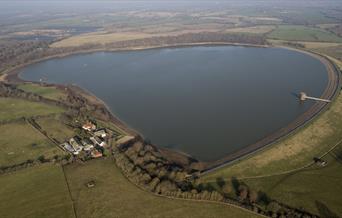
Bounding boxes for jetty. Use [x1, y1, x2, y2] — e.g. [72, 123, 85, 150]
[299, 92, 331, 103]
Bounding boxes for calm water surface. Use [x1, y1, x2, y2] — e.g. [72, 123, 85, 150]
[20, 46, 328, 161]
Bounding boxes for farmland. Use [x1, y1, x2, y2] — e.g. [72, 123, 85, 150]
[0, 164, 75, 218]
[51, 31, 153, 48]
[0, 121, 63, 166]
[242, 143, 342, 217]
[0, 97, 65, 121]
[35, 116, 76, 143]
[268, 25, 342, 42]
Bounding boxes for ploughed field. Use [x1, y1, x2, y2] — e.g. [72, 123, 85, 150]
[20, 46, 329, 161]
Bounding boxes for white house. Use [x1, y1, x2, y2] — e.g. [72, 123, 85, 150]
[69, 138, 82, 154]
[94, 129, 107, 138]
[90, 136, 106, 147]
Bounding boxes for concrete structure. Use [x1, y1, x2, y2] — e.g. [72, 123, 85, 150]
[81, 139, 94, 151]
[94, 129, 107, 138]
[69, 138, 82, 154]
[299, 92, 331, 103]
[62, 142, 75, 154]
[90, 136, 106, 147]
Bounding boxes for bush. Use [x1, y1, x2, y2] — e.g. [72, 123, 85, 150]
[267, 201, 282, 215]
[37, 155, 46, 163]
[249, 190, 258, 203]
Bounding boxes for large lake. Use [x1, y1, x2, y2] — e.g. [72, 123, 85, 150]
[20, 46, 328, 161]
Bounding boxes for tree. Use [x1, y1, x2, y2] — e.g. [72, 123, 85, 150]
[238, 185, 248, 201]
[37, 155, 46, 163]
[222, 184, 232, 196]
[267, 201, 281, 216]
[249, 190, 258, 203]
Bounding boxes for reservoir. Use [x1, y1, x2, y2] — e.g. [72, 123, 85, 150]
[20, 46, 329, 161]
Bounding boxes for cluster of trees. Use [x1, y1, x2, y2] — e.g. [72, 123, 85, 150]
[63, 87, 114, 122]
[0, 40, 50, 72]
[216, 178, 318, 218]
[113, 138, 226, 201]
[104, 32, 268, 49]
[283, 42, 305, 48]
[113, 138, 320, 218]
[0, 83, 42, 101]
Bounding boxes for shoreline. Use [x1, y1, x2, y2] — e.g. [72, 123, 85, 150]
[3, 42, 341, 172]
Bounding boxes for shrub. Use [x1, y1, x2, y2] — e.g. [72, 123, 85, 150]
[37, 155, 46, 163]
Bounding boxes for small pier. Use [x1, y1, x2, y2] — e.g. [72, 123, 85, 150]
[299, 92, 331, 103]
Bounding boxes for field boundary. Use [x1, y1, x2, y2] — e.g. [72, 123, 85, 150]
[62, 165, 78, 218]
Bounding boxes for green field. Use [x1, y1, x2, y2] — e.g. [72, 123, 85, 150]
[0, 97, 65, 121]
[0, 122, 64, 166]
[17, 83, 67, 101]
[241, 143, 342, 217]
[268, 25, 342, 42]
[64, 158, 260, 218]
[0, 164, 75, 218]
[36, 116, 76, 143]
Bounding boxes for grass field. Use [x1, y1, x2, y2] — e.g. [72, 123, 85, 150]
[51, 31, 152, 48]
[0, 97, 65, 121]
[241, 142, 342, 217]
[0, 164, 75, 218]
[0, 122, 64, 166]
[224, 25, 275, 34]
[268, 25, 342, 42]
[17, 83, 67, 101]
[36, 116, 76, 143]
[64, 158, 260, 218]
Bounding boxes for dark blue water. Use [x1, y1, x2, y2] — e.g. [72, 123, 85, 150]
[20, 46, 328, 161]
